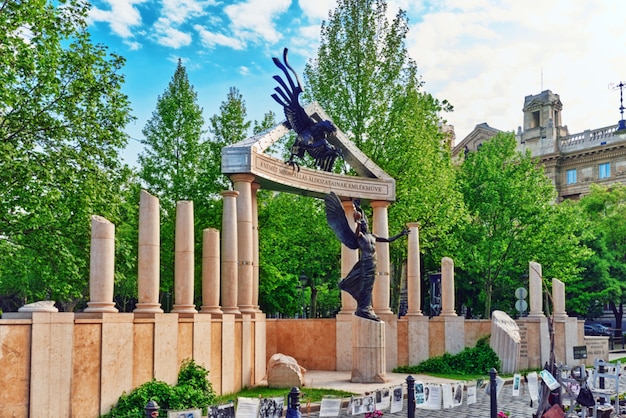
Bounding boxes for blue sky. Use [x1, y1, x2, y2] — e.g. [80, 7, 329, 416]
[87, 0, 626, 167]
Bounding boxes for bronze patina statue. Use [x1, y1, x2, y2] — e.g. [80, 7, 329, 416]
[325, 192, 409, 321]
[271, 48, 342, 172]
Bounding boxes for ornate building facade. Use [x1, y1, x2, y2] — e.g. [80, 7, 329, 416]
[452, 89, 626, 200]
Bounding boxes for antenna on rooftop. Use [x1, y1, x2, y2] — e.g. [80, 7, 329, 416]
[609, 81, 626, 134]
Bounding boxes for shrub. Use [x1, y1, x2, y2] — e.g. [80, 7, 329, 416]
[102, 359, 215, 417]
[394, 335, 501, 376]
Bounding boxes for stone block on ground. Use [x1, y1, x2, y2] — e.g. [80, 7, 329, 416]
[266, 353, 306, 388]
[490, 310, 521, 374]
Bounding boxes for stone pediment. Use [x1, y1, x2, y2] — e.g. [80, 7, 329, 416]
[222, 102, 395, 202]
[451, 122, 501, 158]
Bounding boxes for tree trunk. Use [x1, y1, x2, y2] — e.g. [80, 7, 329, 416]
[610, 301, 624, 336]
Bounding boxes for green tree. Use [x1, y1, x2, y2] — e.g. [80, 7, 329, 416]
[257, 192, 341, 317]
[207, 87, 251, 191]
[138, 59, 207, 302]
[253, 110, 277, 135]
[303, 0, 462, 312]
[454, 133, 588, 317]
[577, 183, 626, 329]
[0, 0, 134, 310]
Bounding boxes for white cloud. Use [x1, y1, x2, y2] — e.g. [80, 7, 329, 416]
[123, 39, 143, 50]
[153, 17, 193, 48]
[223, 0, 291, 45]
[406, 0, 626, 143]
[151, 0, 211, 48]
[298, 0, 335, 20]
[194, 24, 246, 50]
[88, 0, 146, 38]
[161, 0, 211, 24]
[239, 66, 250, 76]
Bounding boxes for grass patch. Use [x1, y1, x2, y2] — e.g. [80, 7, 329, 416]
[215, 386, 356, 405]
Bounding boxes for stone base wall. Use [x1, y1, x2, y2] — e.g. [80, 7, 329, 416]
[0, 311, 266, 418]
[0, 313, 589, 417]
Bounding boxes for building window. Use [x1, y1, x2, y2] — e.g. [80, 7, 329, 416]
[532, 111, 540, 128]
[599, 162, 611, 179]
[566, 169, 577, 184]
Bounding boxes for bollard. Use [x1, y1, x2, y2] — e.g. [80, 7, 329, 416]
[406, 375, 415, 418]
[145, 400, 160, 418]
[489, 368, 497, 418]
[286, 387, 301, 418]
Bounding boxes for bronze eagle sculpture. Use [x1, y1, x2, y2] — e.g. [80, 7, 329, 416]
[271, 48, 342, 172]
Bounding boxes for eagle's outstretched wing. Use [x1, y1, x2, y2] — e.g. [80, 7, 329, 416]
[271, 48, 314, 135]
[324, 192, 359, 250]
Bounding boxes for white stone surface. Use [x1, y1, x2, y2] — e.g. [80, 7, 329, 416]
[491, 310, 521, 374]
[266, 353, 306, 388]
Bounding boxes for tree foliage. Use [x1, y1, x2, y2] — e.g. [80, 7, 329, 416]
[576, 183, 626, 326]
[257, 192, 341, 317]
[453, 133, 589, 318]
[207, 86, 251, 191]
[138, 60, 208, 301]
[0, 0, 133, 310]
[303, 0, 461, 312]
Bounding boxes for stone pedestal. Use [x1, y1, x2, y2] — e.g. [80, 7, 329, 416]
[517, 316, 549, 370]
[554, 316, 583, 366]
[408, 315, 429, 365]
[351, 316, 386, 383]
[378, 313, 398, 371]
[336, 312, 354, 371]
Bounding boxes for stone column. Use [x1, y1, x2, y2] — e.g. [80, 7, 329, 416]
[172, 201, 197, 314]
[135, 190, 163, 313]
[200, 228, 222, 314]
[371, 200, 392, 315]
[552, 278, 567, 320]
[251, 182, 261, 312]
[85, 215, 118, 312]
[406, 222, 422, 316]
[528, 261, 544, 317]
[232, 174, 255, 314]
[339, 199, 358, 314]
[337, 199, 357, 372]
[221, 190, 240, 315]
[440, 257, 457, 316]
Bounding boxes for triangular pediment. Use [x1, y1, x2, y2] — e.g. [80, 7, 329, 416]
[222, 102, 395, 202]
[451, 123, 501, 159]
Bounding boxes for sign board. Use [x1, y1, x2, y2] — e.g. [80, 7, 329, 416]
[573, 345, 588, 359]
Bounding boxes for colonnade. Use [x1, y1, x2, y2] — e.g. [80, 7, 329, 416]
[84, 181, 418, 319]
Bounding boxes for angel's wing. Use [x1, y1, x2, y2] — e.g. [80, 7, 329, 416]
[271, 48, 314, 134]
[324, 192, 359, 250]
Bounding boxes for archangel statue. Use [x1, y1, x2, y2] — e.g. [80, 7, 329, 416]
[325, 192, 408, 321]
